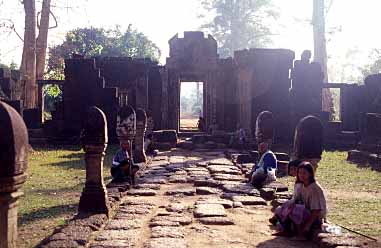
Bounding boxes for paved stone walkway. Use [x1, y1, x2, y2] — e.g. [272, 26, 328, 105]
[88, 149, 318, 248]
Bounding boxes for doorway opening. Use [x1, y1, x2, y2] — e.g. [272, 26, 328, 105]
[180, 81, 204, 131]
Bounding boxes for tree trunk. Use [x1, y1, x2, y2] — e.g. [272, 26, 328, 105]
[36, 0, 51, 80]
[20, 0, 37, 108]
[313, 0, 333, 114]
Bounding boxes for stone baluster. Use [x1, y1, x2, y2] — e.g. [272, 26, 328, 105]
[146, 111, 154, 136]
[0, 101, 29, 248]
[255, 111, 274, 145]
[134, 109, 147, 163]
[293, 115, 324, 172]
[78, 106, 110, 216]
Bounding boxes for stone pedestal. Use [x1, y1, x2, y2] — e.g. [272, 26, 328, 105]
[78, 106, 110, 216]
[0, 101, 29, 248]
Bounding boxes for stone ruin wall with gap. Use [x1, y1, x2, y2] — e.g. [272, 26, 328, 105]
[1, 31, 381, 145]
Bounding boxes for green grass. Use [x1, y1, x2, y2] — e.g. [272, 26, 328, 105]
[17, 147, 381, 247]
[280, 150, 381, 238]
[17, 145, 118, 248]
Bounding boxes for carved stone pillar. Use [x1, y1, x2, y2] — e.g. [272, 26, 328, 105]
[78, 106, 110, 216]
[255, 111, 274, 145]
[0, 101, 29, 248]
[293, 115, 323, 171]
[134, 108, 147, 163]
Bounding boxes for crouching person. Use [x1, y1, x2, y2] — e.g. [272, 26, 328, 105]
[111, 141, 139, 184]
[273, 162, 327, 238]
[250, 141, 277, 188]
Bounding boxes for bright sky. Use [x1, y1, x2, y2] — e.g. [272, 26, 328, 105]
[1, 0, 380, 80]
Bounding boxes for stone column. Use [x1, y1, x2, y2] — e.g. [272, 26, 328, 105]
[0, 101, 29, 248]
[134, 108, 147, 163]
[146, 111, 154, 136]
[255, 111, 274, 145]
[78, 106, 110, 216]
[293, 115, 324, 171]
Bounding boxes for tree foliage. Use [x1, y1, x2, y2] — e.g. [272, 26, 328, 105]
[199, 0, 278, 57]
[46, 25, 161, 79]
[361, 49, 381, 79]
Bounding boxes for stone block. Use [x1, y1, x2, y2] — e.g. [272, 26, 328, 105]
[194, 204, 226, 217]
[199, 217, 234, 225]
[231, 196, 267, 205]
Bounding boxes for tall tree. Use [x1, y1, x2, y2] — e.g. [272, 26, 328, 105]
[20, 0, 37, 108]
[199, 0, 278, 57]
[312, 0, 328, 82]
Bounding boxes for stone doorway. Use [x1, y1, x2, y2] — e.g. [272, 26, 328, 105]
[179, 81, 204, 132]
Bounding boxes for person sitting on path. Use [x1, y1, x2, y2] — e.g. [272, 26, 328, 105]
[111, 141, 139, 184]
[272, 162, 327, 238]
[269, 159, 303, 226]
[250, 141, 277, 187]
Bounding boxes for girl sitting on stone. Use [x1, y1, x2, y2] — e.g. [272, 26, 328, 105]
[272, 162, 327, 238]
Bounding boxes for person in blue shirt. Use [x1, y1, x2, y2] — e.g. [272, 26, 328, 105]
[250, 141, 278, 187]
[111, 141, 139, 184]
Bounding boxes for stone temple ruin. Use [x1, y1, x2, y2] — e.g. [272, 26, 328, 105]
[1, 31, 380, 248]
[1, 31, 380, 164]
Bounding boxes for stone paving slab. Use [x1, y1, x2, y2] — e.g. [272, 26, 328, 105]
[168, 175, 188, 183]
[208, 158, 234, 165]
[127, 189, 157, 196]
[196, 186, 222, 195]
[165, 188, 196, 196]
[151, 226, 184, 238]
[207, 165, 241, 175]
[95, 230, 140, 241]
[222, 183, 260, 195]
[199, 217, 235, 225]
[165, 203, 189, 213]
[105, 219, 143, 230]
[144, 238, 187, 248]
[212, 174, 244, 181]
[139, 177, 168, 184]
[194, 203, 227, 217]
[133, 184, 161, 190]
[195, 197, 233, 208]
[149, 220, 181, 227]
[231, 195, 267, 205]
[193, 179, 222, 188]
[90, 239, 136, 248]
[151, 214, 193, 225]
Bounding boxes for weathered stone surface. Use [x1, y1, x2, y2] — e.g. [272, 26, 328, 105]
[194, 179, 222, 188]
[133, 184, 161, 190]
[138, 178, 168, 184]
[151, 215, 192, 225]
[194, 204, 226, 217]
[127, 189, 157, 196]
[208, 165, 241, 175]
[165, 188, 196, 196]
[208, 158, 233, 165]
[152, 156, 168, 161]
[105, 219, 143, 230]
[221, 192, 246, 200]
[232, 196, 266, 205]
[168, 175, 188, 183]
[222, 183, 260, 195]
[165, 203, 188, 213]
[195, 197, 233, 209]
[212, 174, 244, 181]
[151, 226, 184, 238]
[95, 230, 140, 241]
[90, 239, 136, 248]
[262, 181, 288, 192]
[196, 187, 221, 195]
[233, 201, 244, 208]
[149, 220, 181, 227]
[118, 205, 153, 215]
[41, 240, 80, 248]
[122, 199, 156, 206]
[144, 238, 187, 248]
[199, 217, 234, 225]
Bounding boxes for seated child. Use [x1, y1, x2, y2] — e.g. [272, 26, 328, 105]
[272, 162, 327, 238]
[111, 141, 139, 184]
[269, 160, 302, 226]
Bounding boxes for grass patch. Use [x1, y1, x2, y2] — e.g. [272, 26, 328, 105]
[280, 150, 381, 238]
[17, 145, 118, 248]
